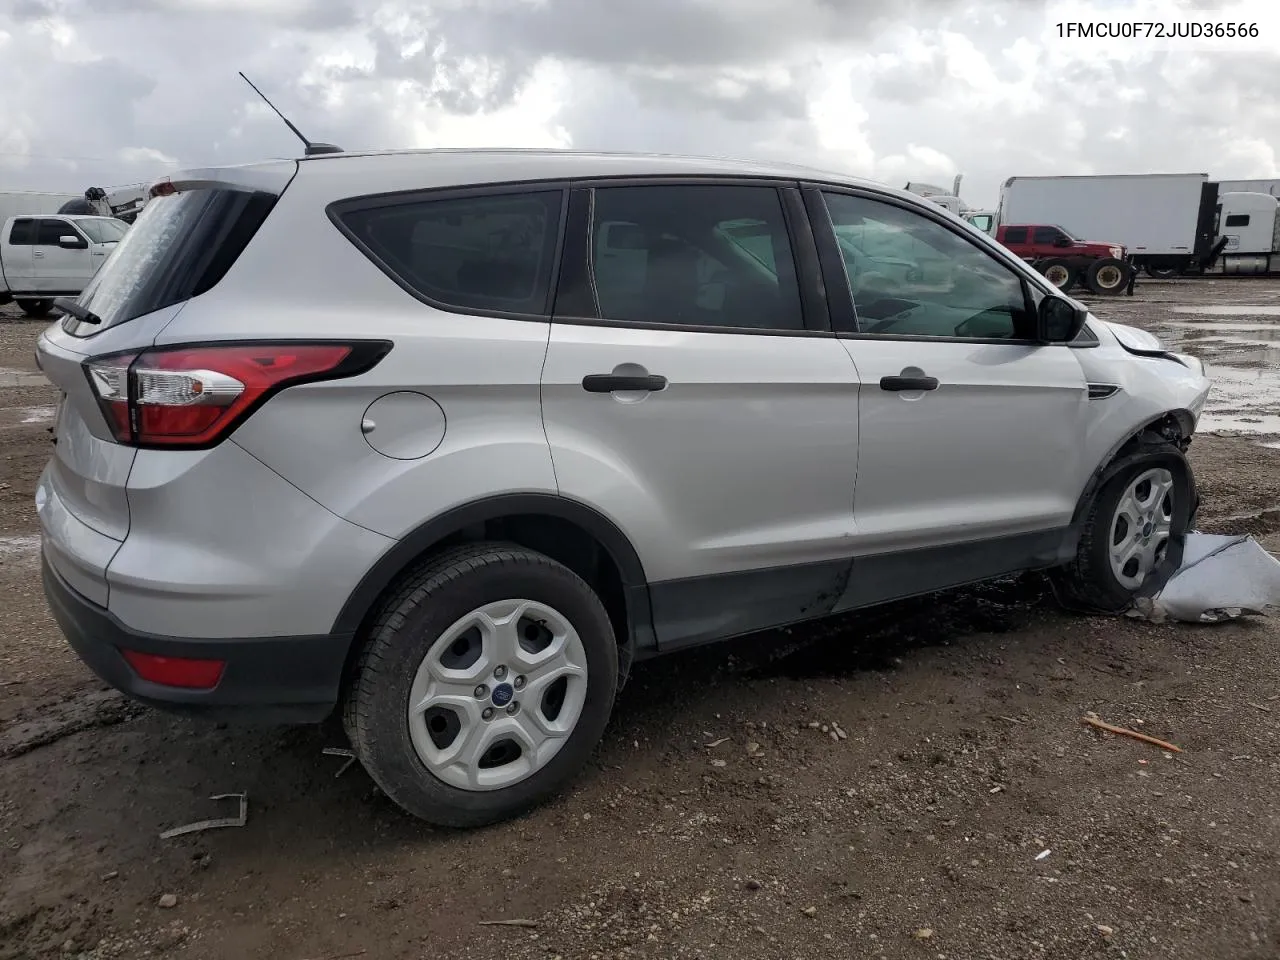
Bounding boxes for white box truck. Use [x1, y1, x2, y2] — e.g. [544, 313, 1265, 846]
[0, 191, 81, 224]
[996, 174, 1220, 278]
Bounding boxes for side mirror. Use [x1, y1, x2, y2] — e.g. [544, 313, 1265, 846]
[59, 235, 88, 249]
[1037, 295, 1088, 343]
[1052, 236, 1072, 248]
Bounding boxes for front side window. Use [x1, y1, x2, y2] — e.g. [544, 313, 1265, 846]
[587, 184, 805, 332]
[37, 219, 77, 245]
[1032, 226, 1064, 245]
[77, 218, 128, 244]
[338, 191, 563, 315]
[822, 192, 1033, 340]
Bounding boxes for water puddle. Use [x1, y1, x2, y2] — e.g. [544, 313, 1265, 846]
[15, 406, 55, 424]
[1132, 298, 1280, 442]
[0, 368, 49, 389]
[1169, 304, 1280, 317]
[0, 536, 40, 559]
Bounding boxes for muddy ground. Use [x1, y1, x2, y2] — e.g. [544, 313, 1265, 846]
[3, 282, 1280, 960]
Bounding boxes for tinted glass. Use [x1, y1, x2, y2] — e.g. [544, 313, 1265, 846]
[68, 187, 276, 336]
[587, 185, 804, 331]
[8, 219, 35, 245]
[1225, 214, 1251, 227]
[1003, 226, 1028, 243]
[1032, 226, 1061, 244]
[823, 192, 1032, 340]
[77, 218, 129, 244]
[37, 219, 73, 245]
[339, 191, 563, 315]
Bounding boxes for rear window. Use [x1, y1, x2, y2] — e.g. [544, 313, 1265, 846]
[64, 187, 276, 337]
[332, 190, 564, 316]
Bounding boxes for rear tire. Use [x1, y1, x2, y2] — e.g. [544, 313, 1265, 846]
[343, 543, 619, 828]
[16, 298, 53, 318]
[1052, 455, 1188, 613]
[1085, 258, 1129, 295]
[1036, 258, 1077, 292]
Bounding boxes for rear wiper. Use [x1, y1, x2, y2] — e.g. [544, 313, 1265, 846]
[53, 298, 102, 325]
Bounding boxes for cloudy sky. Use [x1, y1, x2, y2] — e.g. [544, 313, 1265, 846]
[1, 0, 1278, 208]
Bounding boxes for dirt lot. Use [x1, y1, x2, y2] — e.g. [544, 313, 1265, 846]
[3, 283, 1280, 960]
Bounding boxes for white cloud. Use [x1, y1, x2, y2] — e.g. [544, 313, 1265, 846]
[0, 0, 1275, 209]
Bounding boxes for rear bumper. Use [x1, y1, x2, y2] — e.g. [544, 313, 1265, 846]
[42, 554, 353, 724]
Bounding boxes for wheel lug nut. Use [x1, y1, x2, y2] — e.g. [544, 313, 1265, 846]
[482, 707, 494, 721]
[513, 676, 526, 690]
[494, 665, 507, 680]
[474, 685, 488, 698]
[507, 702, 520, 715]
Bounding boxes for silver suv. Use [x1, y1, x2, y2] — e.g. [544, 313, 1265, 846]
[36, 149, 1211, 827]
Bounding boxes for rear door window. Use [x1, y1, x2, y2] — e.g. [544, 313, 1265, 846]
[333, 190, 565, 317]
[8, 219, 36, 245]
[583, 184, 805, 332]
[1003, 227, 1028, 244]
[66, 187, 277, 337]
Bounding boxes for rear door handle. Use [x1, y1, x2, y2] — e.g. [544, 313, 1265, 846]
[879, 375, 939, 391]
[582, 374, 668, 393]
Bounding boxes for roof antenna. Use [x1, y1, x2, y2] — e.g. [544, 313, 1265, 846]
[238, 71, 343, 157]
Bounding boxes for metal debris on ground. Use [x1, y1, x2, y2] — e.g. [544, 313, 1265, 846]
[1129, 533, 1280, 623]
[1082, 713, 1182, 753]
[160, 793, 248, 839]
[478, 919, 539, 929]
[322, 746, 358, 778]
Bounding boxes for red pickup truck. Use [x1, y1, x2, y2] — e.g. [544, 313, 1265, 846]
[994, 224, 1131, 296]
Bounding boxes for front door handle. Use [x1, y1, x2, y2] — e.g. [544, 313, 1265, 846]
[582, 374, 668, 393]
[880, 375, 939, 391]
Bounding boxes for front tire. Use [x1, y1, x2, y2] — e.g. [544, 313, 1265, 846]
[343, 543, 619, 828]
[1052, 459, 1187, 613]
[16, 298, 53, 317]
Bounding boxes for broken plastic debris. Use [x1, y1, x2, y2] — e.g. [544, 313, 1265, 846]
[1129, 533, 1280, 623]
[160, 793, 247, 839]
[1034, 849, 1051, 861]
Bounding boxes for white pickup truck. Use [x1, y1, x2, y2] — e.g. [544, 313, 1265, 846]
[0, 213, 128, 317]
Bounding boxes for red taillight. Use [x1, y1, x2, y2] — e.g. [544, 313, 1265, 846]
[84, 341, 390, 448]
[121, 649, 226, 690]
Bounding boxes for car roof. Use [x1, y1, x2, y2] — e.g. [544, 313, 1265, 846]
[182, 147, 927, 206]
[300, 147, 882, 186]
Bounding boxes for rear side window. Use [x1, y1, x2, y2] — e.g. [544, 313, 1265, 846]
[1003, 227, 1028, 243]
[1225, 214, 1251, 227]
[8, 219, 35, 245]
[67, 188, 276, 336]
[334, 191, 564, 316]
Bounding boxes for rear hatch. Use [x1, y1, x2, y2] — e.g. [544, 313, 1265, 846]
[35, 162, 297, 602]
